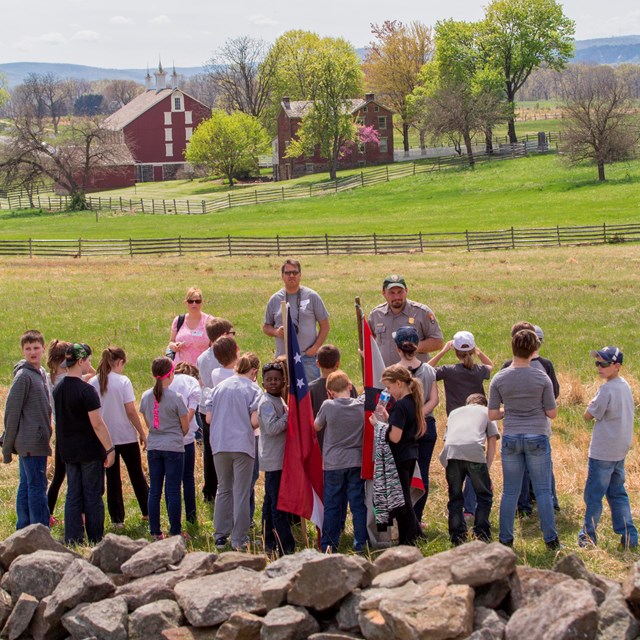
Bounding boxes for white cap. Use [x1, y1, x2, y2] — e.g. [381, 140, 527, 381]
[453, 331, 475, 352]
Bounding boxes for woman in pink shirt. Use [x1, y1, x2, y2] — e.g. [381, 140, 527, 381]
[167, 287, 213, 366]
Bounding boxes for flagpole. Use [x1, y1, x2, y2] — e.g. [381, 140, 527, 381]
[355, 296, 365, 389]
[282, 300, 309, 548]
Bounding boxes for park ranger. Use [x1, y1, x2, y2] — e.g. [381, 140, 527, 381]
[368, 274, 444, 366]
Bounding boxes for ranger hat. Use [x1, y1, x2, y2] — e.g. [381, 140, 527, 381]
[383, 275, 407, 291]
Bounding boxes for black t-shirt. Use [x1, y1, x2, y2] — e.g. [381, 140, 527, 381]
[53, 376, 104, 464]
[387, 394, 419, 463]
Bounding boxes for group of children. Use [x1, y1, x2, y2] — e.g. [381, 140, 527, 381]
[2, 316, 637, 554]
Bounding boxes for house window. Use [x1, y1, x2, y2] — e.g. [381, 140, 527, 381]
[165, 143, 174, 157]
[358, 142, 365, 153]
[362, 105, 368, 112]
[185, 111, 192, 125]
[164, 112, 172, 125]
[173, 96, 182, 111]
[378, 116, 387, 130]
[358, 160, 365, 167]
[379, 137, 388, 153]
[356, 117, 365, 126]
[185, 127, 193, 141]
[305, 163, 314, 174]
[165, 128, 173, 142]
[374, 105, 380, 112]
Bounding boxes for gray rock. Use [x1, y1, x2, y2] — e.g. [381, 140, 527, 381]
[288, 555, 365, 611]
[474, 578, 511, 610]
[121, 535, 187, 578]
[472, 607, 506, 640]
[598, 586, 640, 640]
[5, 550, 75, 603]
[505, 579, 598, 640]
[372, 546, 423, 575]
[174, 567, 266, 627]
[90, 534, 149, 574]
[348, 556, 377, 589]
[0, 590, 12, 630]
[260, 605, 320, 640]
[174, 551, 218, 578]
[213, 551, 267, 574]
[308, 634, 364, 640]
[161, 627, 219, 640]
[553, 554, 611, 593]
[508, 566, 572, 611]
[261, 574, 294, 611]
[264, 549, 322, 579]
[357, 582, 421, 640]
[1, 592, 38, 640]
[336, 590, 363, 632]
[129, 599, 184, 640]
[44, 558, 116, 626]
[450, 542, 516, 587]
[0, 524, 74, 570]
[62, 596, 129, 640]
[217, 611, 263, 640]
[623, 560, 640, 615]
[28, 595, 66, 640]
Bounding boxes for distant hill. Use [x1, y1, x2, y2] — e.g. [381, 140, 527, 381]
[1, 35, 640, 88]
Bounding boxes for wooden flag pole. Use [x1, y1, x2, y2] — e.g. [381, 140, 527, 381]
[355, 297, 365, 390]
[281, 300, 309, 548]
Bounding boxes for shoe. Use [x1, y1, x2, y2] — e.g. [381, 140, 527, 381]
[545, 538, 563, 550]
[516, 510, 532, 519]
[141, 515, 149, 521]
[578, 535, 595, 548]
[113, 522, 125, 530]
[49, 516, 61, 527]
[180, 531, 192, 541]
[151, 533, 165, 541]
[215, 536, 228, 549]
[499, 539, 514, 548]
[553, 505, 561, 512]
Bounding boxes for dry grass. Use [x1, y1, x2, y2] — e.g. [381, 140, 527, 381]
[0, 245, 639, 576]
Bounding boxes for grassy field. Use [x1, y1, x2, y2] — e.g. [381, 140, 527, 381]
[1, 153, 639, 239]
[0, 245, 639, 576]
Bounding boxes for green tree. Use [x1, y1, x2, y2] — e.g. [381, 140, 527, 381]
[480, 0, 575, 143]
[412, 19, 507, 166]
[285, 37, 363, 180]
[185, 109, 270, 186]
[363, 20, 433, 153]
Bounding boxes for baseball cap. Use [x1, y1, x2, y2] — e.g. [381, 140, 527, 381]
[589, 346, 623, 364]
[394, 326, 419, 347]
[383, 275, 407, 291]
[533, 325, 544, 342]
[64, 343, 92, 366]
[453, 331, 475, 352]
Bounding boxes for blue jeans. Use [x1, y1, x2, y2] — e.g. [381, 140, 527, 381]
[579, 458, 638, 548]
[16, 456, 50, 530]
[499, 434, 557, 544]
[263, 470, 295, 555]
[413, 417, 437, 524]
[148, 449, 184, 537]
[182, 442, 196, 524]
[65, 459, 105, 544]
[301, 354, 320, 383]
[518, 464, 560, 514]
[321, 467, 369, 552]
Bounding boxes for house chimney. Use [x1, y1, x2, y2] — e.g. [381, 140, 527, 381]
[282, 97, 290, 108]
[155, 59, 167, 91]
[365, 93, 374, 102]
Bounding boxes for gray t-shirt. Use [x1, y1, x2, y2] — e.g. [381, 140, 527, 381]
[587, 376, 634, 461]
[258, 392, 288, 472]
[488, 366, 556, 436]
[315, 396, 364, 471]
[140, 387, 188, 453]
[264, 286, 330, 356]
[439, 404, 500, 467]
[409, 362, 437, 418]
[209, 375, 262, 457]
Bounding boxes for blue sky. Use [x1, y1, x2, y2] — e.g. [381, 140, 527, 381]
[2, 0, 639, 68]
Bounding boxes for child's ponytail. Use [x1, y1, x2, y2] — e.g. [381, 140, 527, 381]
[97, 346, 127, 395]
[409, 378, 426, 437]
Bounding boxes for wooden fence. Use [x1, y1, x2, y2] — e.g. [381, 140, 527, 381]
[0, 223, 637, 258]
[0, 144, 542, 215]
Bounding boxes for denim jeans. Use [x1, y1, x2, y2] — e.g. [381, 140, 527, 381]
[413, 417, 437, 524]
[301, 354, 320, 383]
[182, 442, 196, 524]
[65, 459, 105, 544]
[499, 434, 557, 544]
[579, 457, 638, 548]
[148, 449, 184, 537]
[262, 470, 295, 555]
[518, 464, 560, 514]
[321, 467, 369, 552]
[16, 456, 50, 530]
[446, 459, 493, 544]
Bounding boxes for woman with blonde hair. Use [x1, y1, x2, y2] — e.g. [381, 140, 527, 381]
[167, 287, 213, 366]
[89, 347, 149, 528]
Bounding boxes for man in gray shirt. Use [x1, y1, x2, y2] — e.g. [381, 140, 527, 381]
[262, 258, 330, 382]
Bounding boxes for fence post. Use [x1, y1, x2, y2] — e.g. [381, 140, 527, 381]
[511, 226, 515, 249]
[282, 187, 285, 201]
[557, 225, 561, 246]
[163, 199, 167, 214]
[228, 193, 232, 209]
[386, 166, 389, 181]
[141, 199, 145, 213]
[202, 200, 206, 214]
[29, 238, 33, 259]
[255, 190, 258, 204]
[373, 233, 378, 255]
[178, 235, 183, 257]
[310, 185, 312, 198]
[419, 231, 424, 253]
[465, 230, 471, 251]
[187, 200, 191, 214]
[129, 238, 133, 258]
[276, 235, 281, 256]
[119, 197, 123, 210]
[603, 223, 607, 243]
[78, 238, 82, 259]
[152, 199, 155, 214]
[173, 199, 177, 213]
[228, 235, 232, 257]
[361, 172, 364, 187]
[325, 233, 330, 255]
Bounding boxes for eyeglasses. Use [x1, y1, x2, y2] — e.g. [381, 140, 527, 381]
[187, 299, 202, 304]
[595, 361, 613, 368]
[226, 330, 236, 336]
[262, 362, 284, 373]
[283, 270, 300, 276]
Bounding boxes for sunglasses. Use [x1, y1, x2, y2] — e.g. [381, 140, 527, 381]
[187, 299, 202, 304]
[595, 361, 614, 368]
[283, 270, 300, 276]
[262, 362, 284, 373]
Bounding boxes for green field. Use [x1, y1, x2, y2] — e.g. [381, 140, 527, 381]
[1, 154, 639, 239]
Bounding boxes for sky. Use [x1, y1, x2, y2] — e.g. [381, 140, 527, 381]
[1, 0, 640, 69]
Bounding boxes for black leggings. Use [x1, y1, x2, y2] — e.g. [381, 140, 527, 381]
[105, 442, 149, 523]
[201, 414, 218, 502]
[47, 443, 66, 514]
[393, 458, 420, 545]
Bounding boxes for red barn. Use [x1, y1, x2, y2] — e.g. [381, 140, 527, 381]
[275, 93, 394, 181]
[104, 63, 210, 183]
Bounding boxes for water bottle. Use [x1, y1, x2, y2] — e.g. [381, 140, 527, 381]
[374, 390, 391, 421]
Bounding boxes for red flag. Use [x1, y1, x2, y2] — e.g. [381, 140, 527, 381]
[362, 316, 386, 479]
[277, 305, 324, 529]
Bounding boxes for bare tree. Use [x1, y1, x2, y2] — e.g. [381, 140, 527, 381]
[205, 36, 278, 119]
[181, 73, 219, 109]
[102, 79, 144, 110]
[0, 114, 129, 209]
[561, 64, 640, 181]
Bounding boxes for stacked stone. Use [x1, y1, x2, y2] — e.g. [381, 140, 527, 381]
[0, 524, 638, 640]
